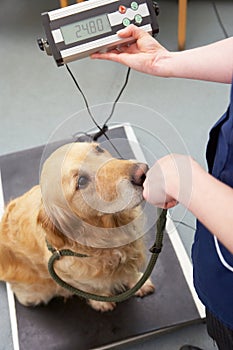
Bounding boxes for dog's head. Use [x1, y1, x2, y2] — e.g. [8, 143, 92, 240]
[40, 142, 148, 247]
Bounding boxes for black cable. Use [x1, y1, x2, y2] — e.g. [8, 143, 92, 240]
[65, 64, 131, 158]
[103, 67, 131, 127]
[65, 64, 102, 132]
[172, 219, 196, 231]
[212, 2, 229, 39]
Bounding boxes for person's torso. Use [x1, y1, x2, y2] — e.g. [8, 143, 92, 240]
[192, 80, 233, 330]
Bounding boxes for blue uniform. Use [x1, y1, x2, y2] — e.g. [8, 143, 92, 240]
[192, 80, 233, 330]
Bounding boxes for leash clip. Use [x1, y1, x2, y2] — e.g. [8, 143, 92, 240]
[54, 248, 61, 259]
[149, 244, 163, 254]
[46, 239, 61, 259]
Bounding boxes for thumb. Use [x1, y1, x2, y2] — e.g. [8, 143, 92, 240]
[117, 24, 149, 39]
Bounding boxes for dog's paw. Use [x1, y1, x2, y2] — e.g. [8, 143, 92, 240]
[134, 277, 155, 297]
[88, 299, 116, 312]
[11, 283, 56, 307]
[15, 293, 48, 307]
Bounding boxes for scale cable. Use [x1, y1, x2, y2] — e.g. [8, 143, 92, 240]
[65, 64, 131, 158]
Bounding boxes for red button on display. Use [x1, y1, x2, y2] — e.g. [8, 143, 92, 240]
[119, 5, 127, 14]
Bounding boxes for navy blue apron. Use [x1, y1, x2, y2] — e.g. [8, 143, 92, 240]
[192, 80, 233, 330]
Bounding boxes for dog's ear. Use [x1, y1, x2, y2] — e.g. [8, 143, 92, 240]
[38, 203, 85, 246]
[38, 206, 55, 233]
[37, 206, 69, 248]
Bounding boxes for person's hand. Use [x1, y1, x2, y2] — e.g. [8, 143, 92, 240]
[91, 24, 171, 76]
[143, 154, 193, 209]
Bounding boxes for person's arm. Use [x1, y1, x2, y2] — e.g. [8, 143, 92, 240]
[143, 154, 233, 253]
[92, 25, 233, 83]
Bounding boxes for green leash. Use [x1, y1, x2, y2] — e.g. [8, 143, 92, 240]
[47, 208, 167, 303]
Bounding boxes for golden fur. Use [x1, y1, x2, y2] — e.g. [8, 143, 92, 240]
[0, 142, 154, 312]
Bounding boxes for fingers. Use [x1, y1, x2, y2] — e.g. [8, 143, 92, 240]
[91, 25, 149, 60]
[91, 51, 120, 61]
[91, 51, 133, 65]
[143, 185, 178, 209]
[142, 157, 178, 208]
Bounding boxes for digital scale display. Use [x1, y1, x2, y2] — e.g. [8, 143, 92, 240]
[61, 14, 112, 45]
[38, 0, 159, 66]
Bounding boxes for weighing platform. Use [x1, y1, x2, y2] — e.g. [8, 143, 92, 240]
[0, 124, 205, 350]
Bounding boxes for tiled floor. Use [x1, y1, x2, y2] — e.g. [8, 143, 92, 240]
[0, 0, 232, 349]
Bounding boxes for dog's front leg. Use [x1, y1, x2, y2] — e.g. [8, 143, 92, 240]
[128, 273, 155, 297]
[88, 299, 116, 312]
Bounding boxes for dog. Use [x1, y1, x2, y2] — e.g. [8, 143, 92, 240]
[0, 142, 154, 312]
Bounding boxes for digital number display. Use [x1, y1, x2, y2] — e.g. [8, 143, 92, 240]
[60, 14, 112, 45]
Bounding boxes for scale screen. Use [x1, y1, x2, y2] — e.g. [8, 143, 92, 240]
[60, 14, 112, 45]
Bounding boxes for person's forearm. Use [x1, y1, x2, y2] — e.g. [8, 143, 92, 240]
[178, 161, 233, 253]
[154, 37, 233, 83]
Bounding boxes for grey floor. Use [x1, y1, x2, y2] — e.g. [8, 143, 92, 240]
[0, 0, 233, 349]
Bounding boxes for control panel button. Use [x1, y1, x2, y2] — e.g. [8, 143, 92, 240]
[118, 5, 127, 14]
[122, 18, 131, 27]
[131, 1, 139, 10]
[134, 14, 142, 24]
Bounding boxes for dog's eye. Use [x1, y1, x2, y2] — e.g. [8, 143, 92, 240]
[95, 145, 104, 153]
[77, 176, 89, 189]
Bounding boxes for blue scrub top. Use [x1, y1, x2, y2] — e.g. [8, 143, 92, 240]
[192, 80, 233, 329]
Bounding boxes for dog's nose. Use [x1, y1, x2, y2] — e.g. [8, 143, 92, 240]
[130, 163, 149, 186]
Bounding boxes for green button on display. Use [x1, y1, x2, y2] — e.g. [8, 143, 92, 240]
[122, 18, 131, 27]
[131, 1, 139, 10]
[134, 14, 142, 24]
